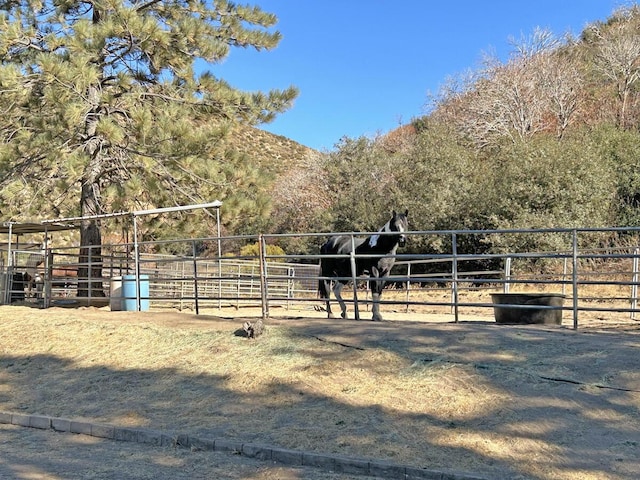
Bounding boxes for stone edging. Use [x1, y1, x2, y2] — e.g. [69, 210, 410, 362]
[0, 411, 487, 480]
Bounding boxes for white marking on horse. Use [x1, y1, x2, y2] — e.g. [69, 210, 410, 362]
[368, 221, 392, 247]
[368, 216, 407, 248]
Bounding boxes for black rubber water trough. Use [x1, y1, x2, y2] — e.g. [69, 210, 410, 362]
[490, 293, 566, 325]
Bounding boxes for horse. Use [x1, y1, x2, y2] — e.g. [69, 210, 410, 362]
[318, 209, 409, 321]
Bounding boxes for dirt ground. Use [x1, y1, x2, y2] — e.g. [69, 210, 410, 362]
[1, 303, 639, 479]
[0, 423, 382, 480]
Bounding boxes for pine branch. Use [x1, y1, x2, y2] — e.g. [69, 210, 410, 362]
[136, 0, 162, 11]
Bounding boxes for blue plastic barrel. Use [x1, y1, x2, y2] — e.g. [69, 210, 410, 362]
[121, 274, 150, 311]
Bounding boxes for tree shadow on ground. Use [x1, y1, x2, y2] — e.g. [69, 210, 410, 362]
[284, 319, 640, 479]
[1, 318, 639, 479]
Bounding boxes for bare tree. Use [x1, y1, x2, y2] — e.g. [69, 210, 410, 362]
[535, 47, 583, 138]
[269, 150, 332, 235]
[431, 28, 582, 147]
[450, 53, 548, 148]
[588, 7, 640, 129]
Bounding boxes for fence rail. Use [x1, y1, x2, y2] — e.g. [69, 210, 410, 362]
[2, 226, 640, 329]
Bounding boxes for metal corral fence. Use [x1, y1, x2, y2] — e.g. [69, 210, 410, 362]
[133, 252, 319, 311]
[3, 226, 640, 328]
[0, 237, 321, 314]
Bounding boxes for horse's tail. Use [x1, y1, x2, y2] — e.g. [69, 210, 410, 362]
[318, 258, 330, 300]
[318, 242, 331, 300]
[315, 259, 332, 315]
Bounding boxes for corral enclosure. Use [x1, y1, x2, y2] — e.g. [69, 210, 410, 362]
[2, 221, 640, 328]
[2, 221, 640, 479]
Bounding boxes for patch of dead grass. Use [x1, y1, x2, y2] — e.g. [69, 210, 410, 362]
[1, 305, 639, 479]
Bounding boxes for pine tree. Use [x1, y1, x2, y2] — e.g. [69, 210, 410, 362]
[0, 1, 297, 296]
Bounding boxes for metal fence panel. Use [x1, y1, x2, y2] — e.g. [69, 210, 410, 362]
[2, 226, 640, 328]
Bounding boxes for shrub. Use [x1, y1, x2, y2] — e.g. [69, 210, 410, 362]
[240, 242, 286, 260]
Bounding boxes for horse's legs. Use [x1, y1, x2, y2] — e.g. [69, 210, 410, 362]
[320, 279, 336, 318]
[370, 267, 387, 321]
[371, 291, 382, 321]
[323, 280, 336, 318]
[325, 297, 335, 319]
[333, 282, 348, 319]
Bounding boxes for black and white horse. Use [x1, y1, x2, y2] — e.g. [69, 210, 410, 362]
[318, 209, 409, 321]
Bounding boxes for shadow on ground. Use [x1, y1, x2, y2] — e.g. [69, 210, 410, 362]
[0, 310, 639, 480]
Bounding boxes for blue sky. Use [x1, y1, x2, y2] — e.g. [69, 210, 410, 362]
[212, 1, 622, 151]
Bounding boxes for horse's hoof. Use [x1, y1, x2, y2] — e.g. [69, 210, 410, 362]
[372, 316, 383, 322]
[328, 313, 337, 319]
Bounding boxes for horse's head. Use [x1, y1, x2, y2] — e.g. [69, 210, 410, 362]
[368, 209, 410, 248]
[391, 209, 409, 247]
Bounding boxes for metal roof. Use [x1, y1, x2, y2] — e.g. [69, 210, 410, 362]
[0, 222, 79, 236]
[1, 201, 222, 236]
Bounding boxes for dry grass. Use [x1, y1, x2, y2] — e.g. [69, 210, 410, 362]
[1, 305, 640, 479]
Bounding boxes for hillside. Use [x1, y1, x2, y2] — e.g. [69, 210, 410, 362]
[231, 123, 318, 173]
[379, 5, 640, 151]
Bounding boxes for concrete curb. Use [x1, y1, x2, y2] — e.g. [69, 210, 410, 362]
[0, 411, 488, 480]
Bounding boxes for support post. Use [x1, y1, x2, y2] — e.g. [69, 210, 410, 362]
[133, 214, 141, 312]
[405, 263, 411, 313]
[452, 233, 459, 323]
[631, 247, 639, 320]
[192, 239, 200, 315]
[503, 257, 511, 293]
[572, 229, 579, 330]
[259, 234, 269, 320]
[350, 235, 360, 321]
[4, 223, 13, 305]
[88, 244, 93, 307]
[216, 208, 222, 310]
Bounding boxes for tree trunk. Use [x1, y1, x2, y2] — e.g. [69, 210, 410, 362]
[77, 164, 105, 298]
[77, 83, 105, 298]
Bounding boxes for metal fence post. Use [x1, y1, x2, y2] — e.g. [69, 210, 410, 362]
[287, 266, 294, 310]
[349, 234, 360, 321]
[503, 257, 511, 293]
[192, 239, 200, 315]
[236, 263, 242, 309]
[216, 208, 223, 310]
[452, 233, 459, 323]
[43, 250, 53, 309]
[88, 244, 93, 307]
[180, 261, 186, 311]
[405, 262, 411, 313]
[631, 247, 639, 320]
[132, 214, 140, 311]
[572, 229, 579, 329]
[259, 234, 269, 320]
